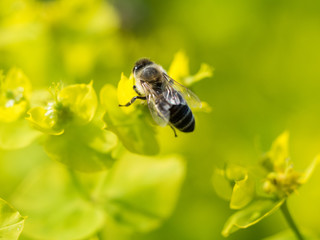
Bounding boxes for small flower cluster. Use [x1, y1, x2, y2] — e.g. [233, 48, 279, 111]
[213, 132, 318, 237]
[261, 132, 316, 200]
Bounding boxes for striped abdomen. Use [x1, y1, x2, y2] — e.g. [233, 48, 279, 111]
[169, 104, 195, 132]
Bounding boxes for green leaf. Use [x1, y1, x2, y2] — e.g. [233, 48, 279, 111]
[212, 168, 232, 201]
[58, 82, 98, 125]
[0, 198, 25, 240]
[222, 199, 284, 237]
[44, 123, 118, 172]
[101, 84, 159, 155]
[96, 215, 134, 240]
[0, 118, 41, 150]
[230, 174, 255, 210]
[11, 164, 105, 240]
[102, 153, 186, 232]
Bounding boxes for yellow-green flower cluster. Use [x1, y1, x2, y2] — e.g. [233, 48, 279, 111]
[261, 132, 318, 199]
[0, 68, 31, 122]
[0, 68, 40, 150]
[25, 81, 119, 172]
[214, 132, 318, 237]
[27, 82, 97, 135]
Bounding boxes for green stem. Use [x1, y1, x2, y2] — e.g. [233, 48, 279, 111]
[280, 200, 304, 240]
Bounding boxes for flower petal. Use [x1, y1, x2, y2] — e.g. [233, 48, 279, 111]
[230, 174, 255, 210]
[184, 63, 214, 86]
[58, 82, 98, 125]
[262, 131, 289, 172]
[117, 73, 137, 114]
[168, 51, 189, 83]
[26, 106, 64, 135]
[299, 155, 319, 184]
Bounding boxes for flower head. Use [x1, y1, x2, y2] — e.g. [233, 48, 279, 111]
[261, 132, 317, 199]
[27, 82, 97, 135]
[215, 131, 318, 237]
[0, 68, 32, 122]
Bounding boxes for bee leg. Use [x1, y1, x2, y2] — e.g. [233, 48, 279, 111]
[169, 124, 178, 137]
[119, 96, 146, 107]
[133, 85, 142, 95]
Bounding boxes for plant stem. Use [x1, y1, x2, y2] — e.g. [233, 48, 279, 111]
[280, 200, 304, 240]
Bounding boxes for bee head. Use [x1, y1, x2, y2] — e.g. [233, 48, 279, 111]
[133, 58, 153, 74]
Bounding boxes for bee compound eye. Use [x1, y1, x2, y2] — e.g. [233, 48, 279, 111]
[133, 65, 141, 73]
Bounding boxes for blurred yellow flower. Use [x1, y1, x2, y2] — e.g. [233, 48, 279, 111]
[218, 132, 318, 237]
[0, 68, 31, 122]
[168, 50, 214, 86]
[261, 132, 318, 199]
[168, 51, 213, 112]
[27, 82, 97, 135]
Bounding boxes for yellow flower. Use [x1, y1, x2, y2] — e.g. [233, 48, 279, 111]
[0, 68, 32, 122]
[117, 73, 137, 114]
[261, 132, 318, 199]
[27, 82, 98, 135]
[218, 132, 318, 237]
[168, 51, 214, 87]
[169, 51, 213, 112]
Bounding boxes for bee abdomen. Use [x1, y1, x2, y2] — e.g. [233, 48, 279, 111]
[169, 104, 195, 132]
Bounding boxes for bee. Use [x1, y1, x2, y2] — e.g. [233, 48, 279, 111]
[119, 58, 202, 137]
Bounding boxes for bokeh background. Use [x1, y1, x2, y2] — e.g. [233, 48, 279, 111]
[1, 0, 320, 239]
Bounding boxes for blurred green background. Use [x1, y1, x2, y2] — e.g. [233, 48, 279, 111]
[1, 0, 320, 239]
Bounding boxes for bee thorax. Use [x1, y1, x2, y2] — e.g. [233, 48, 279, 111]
[141, 67, 161, 81]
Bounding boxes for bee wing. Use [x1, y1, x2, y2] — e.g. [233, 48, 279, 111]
[163, 81, 186, 105]
[163, 73, 202, 108]
[141, 81, 170, 127]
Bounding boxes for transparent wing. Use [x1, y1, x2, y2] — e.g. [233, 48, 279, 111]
[163, 82, 186, 105]
[163, 73, 202, 108]
[141, 81, 170, 127]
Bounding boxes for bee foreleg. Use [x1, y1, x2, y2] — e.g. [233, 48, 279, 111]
[133, 85, 142, 95]
[169, 124, 178, 138]
[118, 96, 146, 107]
